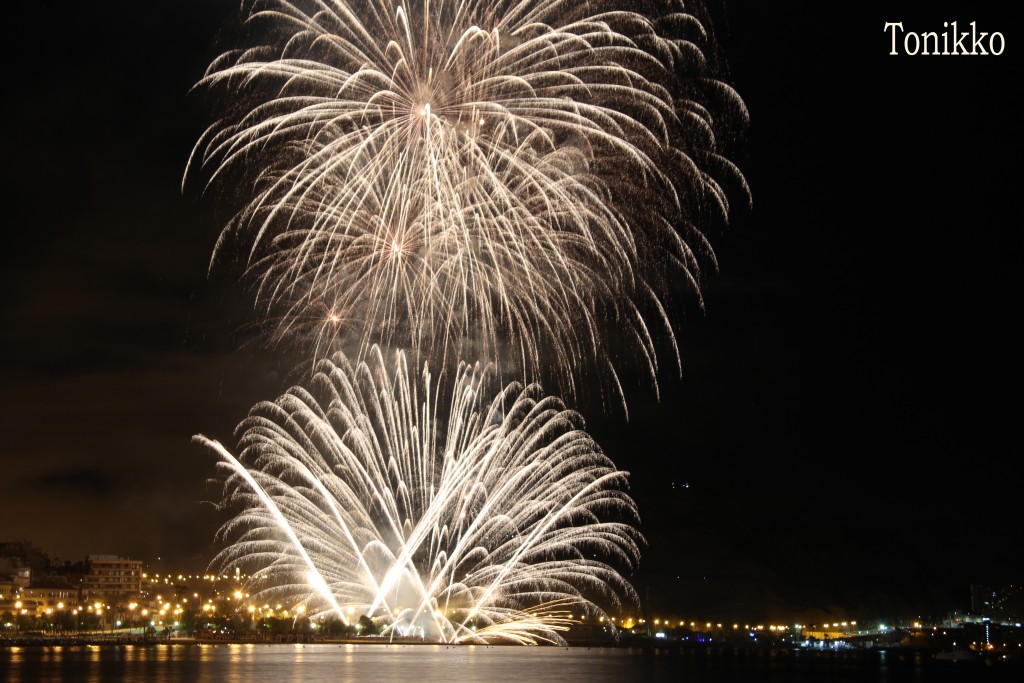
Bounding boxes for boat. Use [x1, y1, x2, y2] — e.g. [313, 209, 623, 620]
[934, 648, 977, 662]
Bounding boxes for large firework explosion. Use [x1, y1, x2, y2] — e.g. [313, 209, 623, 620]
[190, 0, 744, 643]
[187, 0, 747, 398]
[197, 348, 640, 644]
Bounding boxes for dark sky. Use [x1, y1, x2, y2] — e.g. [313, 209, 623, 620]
[2, 1, 1019, 624]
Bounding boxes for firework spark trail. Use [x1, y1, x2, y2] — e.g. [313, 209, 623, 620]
[187, 0, 747, 399]
[196, 347, 641, 644]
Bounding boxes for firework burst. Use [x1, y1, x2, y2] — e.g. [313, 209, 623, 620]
[187, 0, 747, 398]
[196, 347, 641, 644]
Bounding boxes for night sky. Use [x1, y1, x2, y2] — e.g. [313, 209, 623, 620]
[2, 2, 1019, 624]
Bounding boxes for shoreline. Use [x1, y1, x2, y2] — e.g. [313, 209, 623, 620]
[1, 634, 1016, 659]
[2, 636, 1022, 670]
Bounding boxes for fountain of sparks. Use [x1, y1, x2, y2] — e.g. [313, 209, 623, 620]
[196, 347, 641, 644]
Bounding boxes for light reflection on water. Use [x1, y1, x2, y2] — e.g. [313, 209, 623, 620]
[1, 643, 1019, 683]
[3, 644, 646, 683]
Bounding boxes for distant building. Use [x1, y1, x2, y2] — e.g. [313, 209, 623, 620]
[971, 584, 1023, 623]
[0, 561, 31, 591]
[79, 555, 143, 604]
[18, 583, 77, 614]
[0, 540, 49, 590]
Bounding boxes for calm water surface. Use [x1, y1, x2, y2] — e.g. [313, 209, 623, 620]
[2, 643, 1020, 682]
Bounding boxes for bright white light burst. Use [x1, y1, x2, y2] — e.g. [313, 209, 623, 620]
[196, 347, 641, 644]
[187, 0, 747, 399]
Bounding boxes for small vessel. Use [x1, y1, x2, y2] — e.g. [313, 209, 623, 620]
[934, 648, 977, 662]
